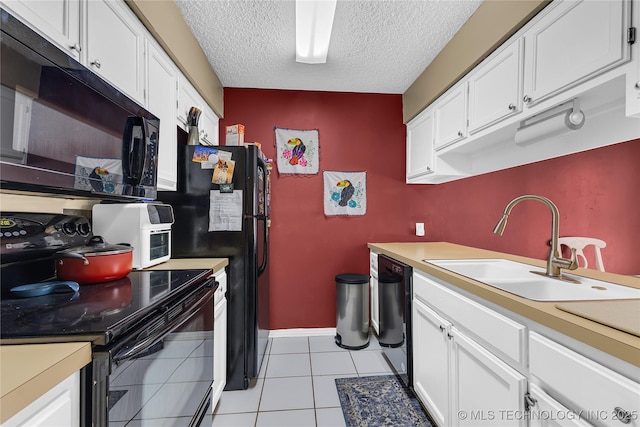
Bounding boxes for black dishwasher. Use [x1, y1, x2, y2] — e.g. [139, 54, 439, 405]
[378, 254, 413, 389]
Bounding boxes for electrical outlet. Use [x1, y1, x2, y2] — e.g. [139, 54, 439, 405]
[416, 223, 425, 236]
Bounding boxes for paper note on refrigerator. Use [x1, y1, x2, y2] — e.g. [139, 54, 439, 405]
[209, 190, 243, 231]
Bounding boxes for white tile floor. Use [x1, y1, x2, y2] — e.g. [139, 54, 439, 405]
[209, 333, 406, 427]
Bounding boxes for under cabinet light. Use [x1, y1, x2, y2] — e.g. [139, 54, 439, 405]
[296, 0, 337, 64]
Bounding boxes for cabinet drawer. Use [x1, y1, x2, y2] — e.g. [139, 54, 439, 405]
[413, 270, 526, 366]
[530, 332, 640, 427]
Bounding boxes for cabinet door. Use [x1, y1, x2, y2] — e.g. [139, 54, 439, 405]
[2, 371, 80, 427]
[146, 41, 178, 191]
[85, 0, 145, 104]
[626, 2, 640, 118]
[211, 297, 227, 411]
[199, 106, 219, 146]
[434, 83, 467, 150]
[528, 384, 592, 427]
[523, 0, 630, 106]
[370, 273, 379, 334]
[2, 0, 81, 59]
[406, 109, 435, 180]
[468, 39, 523, 134]
[412, 298, 451, 427]
[451, 327, 527, 427]
[178, 76, 202, 128]
[530, 332, 640, 427]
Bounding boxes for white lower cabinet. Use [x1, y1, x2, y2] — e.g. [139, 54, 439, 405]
[528, 383, 592, 427]
[413, 298, 451, 426]
[412, 271, 527, 426]
[2, 371, 80, 427]
[530, 332, 640, 427]
[370, 250, 379, 334]
[412, 265, 640, 427]
[451, 326, 527, 427]
[211, 269, 228, 411]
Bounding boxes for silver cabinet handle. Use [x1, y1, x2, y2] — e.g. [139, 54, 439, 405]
[426, 166, 432, 172]
[457, 131, 463, 137]
[613, 407, 632, 424]
[439, 325, 445, 331]
[69, 43, 81, 52]
[523, 95, 532, 104]
[508, 103, 516, 111]
[90, 60, 101, 69]
[635, 82, 640, 90]
[446, 333, 453, 339]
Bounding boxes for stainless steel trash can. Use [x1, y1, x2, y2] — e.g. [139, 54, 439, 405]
[335, 273, 370, 350]
[378, 271, 404, 347]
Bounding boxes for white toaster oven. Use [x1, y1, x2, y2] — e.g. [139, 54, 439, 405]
[92, 203, 174, 269]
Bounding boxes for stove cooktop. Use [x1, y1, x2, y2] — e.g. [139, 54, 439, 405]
[0, 268, 212, 346]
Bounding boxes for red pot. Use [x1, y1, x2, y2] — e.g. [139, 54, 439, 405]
[55, 236, 133, 284]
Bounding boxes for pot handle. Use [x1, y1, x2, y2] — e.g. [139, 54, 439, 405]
[56, 252, 89, 265]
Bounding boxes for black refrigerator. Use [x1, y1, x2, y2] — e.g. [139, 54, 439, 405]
[157, 143, 270, 390]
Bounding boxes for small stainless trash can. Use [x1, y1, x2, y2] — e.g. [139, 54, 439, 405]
[335, 273, 370, 350]
[378, 272, 404, 347]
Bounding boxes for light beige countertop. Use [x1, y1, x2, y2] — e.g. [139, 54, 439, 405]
[0, 258, 228, 423]
[368, 242, 640, 368]
[144, 257, 228, 272]
[0, 342, 91, 423]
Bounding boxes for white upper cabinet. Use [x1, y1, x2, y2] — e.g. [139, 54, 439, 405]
[146, 40, 178, 191]
[522, 0, 630, 107]
[626, 0, 640, 118]
[85, 0, 145, 105]
[468, 39, 523, 134]
[199, 105, 219, 146]
[178, 77, 219, 146]
[177, 77, 201, 128]
[434, 83, 467, 150]
[1, 0, 82, 59]
[406, 108, 435, 180]
[407, 0, 636, 184]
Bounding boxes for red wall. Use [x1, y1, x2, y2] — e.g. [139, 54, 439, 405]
[420, 140, 640, 276]
[222, 88, 640, 330]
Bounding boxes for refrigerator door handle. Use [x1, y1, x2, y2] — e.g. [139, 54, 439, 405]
[257, 216, 268, 276]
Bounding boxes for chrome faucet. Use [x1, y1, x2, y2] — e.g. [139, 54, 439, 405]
[493, 195, 579, 282]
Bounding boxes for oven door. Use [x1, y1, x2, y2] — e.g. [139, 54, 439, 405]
[89, 281, 215, 426]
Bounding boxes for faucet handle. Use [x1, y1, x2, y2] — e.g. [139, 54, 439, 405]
[553, 247, 579, 272]
[567, 248, 579, 270]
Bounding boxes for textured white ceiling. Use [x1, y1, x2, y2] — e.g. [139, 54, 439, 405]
[175, 0, 482, 94]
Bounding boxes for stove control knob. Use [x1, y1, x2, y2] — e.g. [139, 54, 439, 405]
[76, 221, 91, 237]
[62, 222, 77, 236]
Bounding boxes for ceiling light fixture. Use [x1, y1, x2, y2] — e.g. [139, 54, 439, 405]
[295, 0, 337, 64]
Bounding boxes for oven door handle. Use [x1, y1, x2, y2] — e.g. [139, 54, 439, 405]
[112, 286, 214, 364]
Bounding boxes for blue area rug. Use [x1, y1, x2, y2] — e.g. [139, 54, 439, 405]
[335, 374, 433, 427]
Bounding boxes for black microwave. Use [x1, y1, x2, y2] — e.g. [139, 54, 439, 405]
[0, 9, 159, 200]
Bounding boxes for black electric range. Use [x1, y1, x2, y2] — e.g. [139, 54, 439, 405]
[0, 212, 218, 426]
[0, 268, 212, 346]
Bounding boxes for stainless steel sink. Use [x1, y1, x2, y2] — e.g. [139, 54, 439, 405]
[425, 259, 640, 301]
